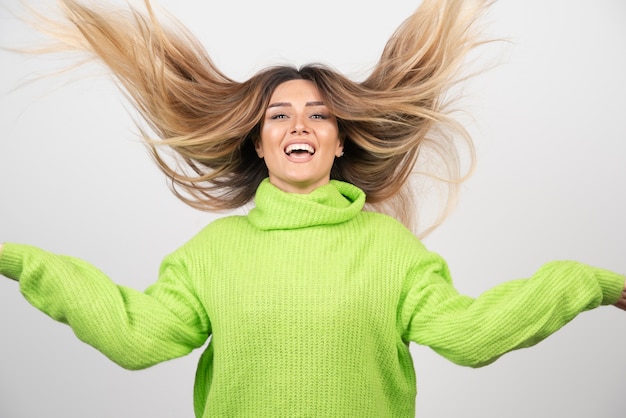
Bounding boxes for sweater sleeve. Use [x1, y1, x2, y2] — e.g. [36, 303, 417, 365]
[401, 251, 624, 368]
[0, 243, 210, 370]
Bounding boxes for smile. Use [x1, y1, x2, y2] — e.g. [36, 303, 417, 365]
[285, 143, 315, 156]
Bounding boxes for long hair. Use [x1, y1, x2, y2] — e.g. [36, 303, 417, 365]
[29, 0, 492, 236]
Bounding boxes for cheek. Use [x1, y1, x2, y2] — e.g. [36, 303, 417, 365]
[324, 127, 341, 151]
[257, 131, 283, 167]
[259, 125, 281, 148]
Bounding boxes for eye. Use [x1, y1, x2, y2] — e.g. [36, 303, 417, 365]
[269, 113, 288, 120]
[310, 113, 328, 120]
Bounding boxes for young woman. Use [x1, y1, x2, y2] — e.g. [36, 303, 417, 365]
[1, 0, 624, 416]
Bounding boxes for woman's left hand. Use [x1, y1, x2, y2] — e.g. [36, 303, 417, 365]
[615, 281, 626, 311]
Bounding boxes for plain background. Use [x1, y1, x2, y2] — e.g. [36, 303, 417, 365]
[0, 0, 624, 416]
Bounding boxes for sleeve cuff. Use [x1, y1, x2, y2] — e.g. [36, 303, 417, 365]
[0, 243, 28, 281]
[592, 266, 625, 305]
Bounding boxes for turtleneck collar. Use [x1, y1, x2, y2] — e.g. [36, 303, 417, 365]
[247, 179, 366, 231]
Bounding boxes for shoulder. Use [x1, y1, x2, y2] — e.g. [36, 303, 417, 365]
[351, 211, 429, 257]
[199, 214, 250, 232]
[190, 215, 254, 242]
[167, 215, 251, 258]
[359, 211, 423, 241]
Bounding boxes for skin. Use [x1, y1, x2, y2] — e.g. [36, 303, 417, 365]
[255, 79, 344, 195]
[617, 288, 626, 311]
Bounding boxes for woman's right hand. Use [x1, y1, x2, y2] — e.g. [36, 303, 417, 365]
[615, 281, 626, 311]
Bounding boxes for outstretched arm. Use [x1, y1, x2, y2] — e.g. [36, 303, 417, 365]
[0, 242, 210, 370]
[402, 253, 625, 368]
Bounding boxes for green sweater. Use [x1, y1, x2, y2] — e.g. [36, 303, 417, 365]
[0, 179, 623, 417]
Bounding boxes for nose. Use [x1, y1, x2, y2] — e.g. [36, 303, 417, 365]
[291, 114, 309, 134]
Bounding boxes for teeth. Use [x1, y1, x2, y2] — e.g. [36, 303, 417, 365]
[285, 143, 315, 155]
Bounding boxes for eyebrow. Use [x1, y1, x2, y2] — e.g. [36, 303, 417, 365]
[267, 101, 326, 108]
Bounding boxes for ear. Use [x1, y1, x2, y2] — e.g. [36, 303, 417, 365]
[335, 135, 345, 158]
[254, 139, 264, 158]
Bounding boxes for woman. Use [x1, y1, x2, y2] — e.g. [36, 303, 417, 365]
[1, 0, 624, 417]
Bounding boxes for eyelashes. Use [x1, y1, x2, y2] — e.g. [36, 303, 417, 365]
[268, 113, 330, 120]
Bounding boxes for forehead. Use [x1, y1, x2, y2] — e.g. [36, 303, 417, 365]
[269, 79, 322, 103]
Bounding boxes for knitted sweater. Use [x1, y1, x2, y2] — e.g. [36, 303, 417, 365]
[0, 179, 623, 417]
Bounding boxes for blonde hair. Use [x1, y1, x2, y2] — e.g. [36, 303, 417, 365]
[32, 0, 492, 236]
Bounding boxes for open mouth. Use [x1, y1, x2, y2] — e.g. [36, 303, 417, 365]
[285, 143, 315, 156]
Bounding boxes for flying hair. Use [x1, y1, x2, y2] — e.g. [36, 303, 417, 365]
[25, 0, 495, 236]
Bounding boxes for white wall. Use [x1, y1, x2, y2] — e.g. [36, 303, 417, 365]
[0, 1, 624, 417]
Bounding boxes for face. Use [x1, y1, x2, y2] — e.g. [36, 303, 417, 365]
[256, 79, 343, 194]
